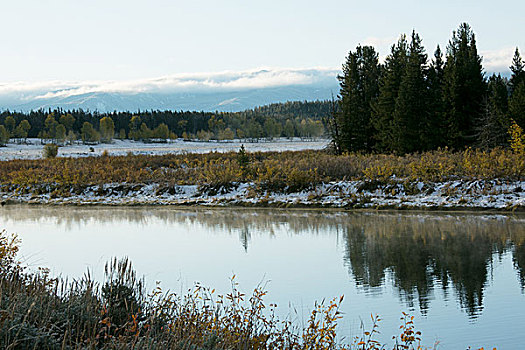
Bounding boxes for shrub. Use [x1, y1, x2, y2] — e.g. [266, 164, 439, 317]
[509, 119, 525, 155]
[43, 143, 58, 158]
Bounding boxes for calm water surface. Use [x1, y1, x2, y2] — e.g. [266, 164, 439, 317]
[1, 206, 524, 349]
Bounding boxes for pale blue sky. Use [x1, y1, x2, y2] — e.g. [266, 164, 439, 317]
[0, 0, 523, 83]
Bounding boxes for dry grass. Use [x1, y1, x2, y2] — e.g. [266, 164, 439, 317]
[0, 148, 523, 198]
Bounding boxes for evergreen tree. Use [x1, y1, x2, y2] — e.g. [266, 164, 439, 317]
[509, 48, 525, 128]
[509, 47, 525, 95]
[443, 23, 486, 149]
[337, 45, 380, 152]
[425, 45, 447, 149]
[391, 31, 429, 154]
[372, 35, 408, 152]
[476, 74, 510, 149]
[509, 82, 525, 128]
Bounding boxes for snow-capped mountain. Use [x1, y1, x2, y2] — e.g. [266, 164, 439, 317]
[0, 68, 339, 112]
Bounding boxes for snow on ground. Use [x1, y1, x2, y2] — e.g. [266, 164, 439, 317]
[2, 179, 524, 210]
[0, 138, 329, 160]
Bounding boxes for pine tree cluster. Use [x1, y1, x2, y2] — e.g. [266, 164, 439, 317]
[0, 101, 330, 145]
[333, 23, 525, 154]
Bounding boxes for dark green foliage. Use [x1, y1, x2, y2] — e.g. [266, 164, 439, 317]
[335, 22, 520, 154]
[443, 23, 486, 148]
[509, 47, 525, 95]
[475, 74, 510, 149]
[510, 82, 525, 128]
[371, 35, 408, 152]
[337, 45, 380, 152]
[0, 101, 331, 142]
[509, 48, 525, 128]
[43, 144, 58, 158]
[424, 46, 447, 150]
[237, 144, 250, 172]
[391, 31, 429, 154]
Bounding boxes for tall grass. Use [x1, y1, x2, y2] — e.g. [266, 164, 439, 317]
[0, 148, 523, 197]
[0, 229, 451, 350]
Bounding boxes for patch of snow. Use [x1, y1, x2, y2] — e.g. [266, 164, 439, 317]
[1, 179, 524, 211]
[0, 138, 329, 161]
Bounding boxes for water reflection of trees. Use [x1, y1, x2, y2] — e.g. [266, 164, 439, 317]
[2, 206, 525, 314]
[514, 237, 525, 290]
[341, 214, 525, 317]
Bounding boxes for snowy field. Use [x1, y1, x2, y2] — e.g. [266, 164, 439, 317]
[0, 138, 330, 161]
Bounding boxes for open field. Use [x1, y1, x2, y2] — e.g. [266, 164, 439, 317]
[0, 138, 329, 161]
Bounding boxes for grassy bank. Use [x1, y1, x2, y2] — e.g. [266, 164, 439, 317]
[0, 230, 434, 350]
[1, 148, 524, 188]
[0, 148, 523, 209]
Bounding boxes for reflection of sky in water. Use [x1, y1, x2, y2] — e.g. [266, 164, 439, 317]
[1, 206, 524, 349]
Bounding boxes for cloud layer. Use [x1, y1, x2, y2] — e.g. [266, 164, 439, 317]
[0, 67, 339, 101]
[481, 47, 516, 74]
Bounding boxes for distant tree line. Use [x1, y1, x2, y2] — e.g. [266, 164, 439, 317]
[0, 100, 328, 146]
[331, 23, 525, 154]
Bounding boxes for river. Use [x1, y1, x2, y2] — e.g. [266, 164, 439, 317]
[1, 206, 524, 349]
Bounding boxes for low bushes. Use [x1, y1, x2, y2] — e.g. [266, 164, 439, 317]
[0, 148, 523, 194]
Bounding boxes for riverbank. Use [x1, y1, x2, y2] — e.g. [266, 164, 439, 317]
[2, 179, 524, 210]
[1, 148, 524, 210]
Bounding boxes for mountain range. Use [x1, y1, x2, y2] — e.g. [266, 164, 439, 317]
[0, 68, 339, 112]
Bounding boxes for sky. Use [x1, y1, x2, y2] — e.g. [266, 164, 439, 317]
[0, 0, 523, 84]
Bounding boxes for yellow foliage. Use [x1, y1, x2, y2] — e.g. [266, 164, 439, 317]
[508, 119, 525, 155]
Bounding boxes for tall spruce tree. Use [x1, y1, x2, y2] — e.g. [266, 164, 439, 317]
[510, 83, 525, 128]
[371, 35, 408, 152]
[476, 74, 509, 149]
[391, 31, 429, 154]
[337, 45, 380, 152]
[425, 46, 447, 150]
[509, 47, 525, 95]
[443, 23, 486, 149]
[509, 47, 525, 128]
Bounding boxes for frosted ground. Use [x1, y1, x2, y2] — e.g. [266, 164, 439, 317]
[3, 180, 525, 210]
[0, 138, 329, 160]
[2, 138, 523, 210]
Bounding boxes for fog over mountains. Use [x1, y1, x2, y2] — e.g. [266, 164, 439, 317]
[0, 68, 339, 112]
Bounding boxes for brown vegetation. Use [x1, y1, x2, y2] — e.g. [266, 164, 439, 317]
[0, 149, 523, 195]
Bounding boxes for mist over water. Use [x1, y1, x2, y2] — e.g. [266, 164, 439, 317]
[1, 206, 524, 348]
